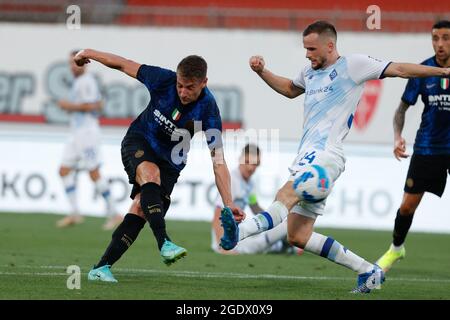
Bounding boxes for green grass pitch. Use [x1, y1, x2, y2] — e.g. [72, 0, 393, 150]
[1, 212, 449, 300]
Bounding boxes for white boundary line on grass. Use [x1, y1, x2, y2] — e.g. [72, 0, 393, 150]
[1, 265, 450, 283]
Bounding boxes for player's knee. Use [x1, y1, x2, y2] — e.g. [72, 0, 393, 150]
[399, 203, 417, 215]
[287, 233, 308, 249]
[136, 162, 161, 185]
[129, 195, 146, 220]
[88, 169, 100, 181]
[59, 167, 70, 177]
[275, 183, 298, 209]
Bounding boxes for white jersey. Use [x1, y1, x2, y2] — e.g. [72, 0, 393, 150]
[68, 72, 102, 134]
[215, 168, 255, 210]
[293, 54, 390, 160]
[61, 72, 103, 170]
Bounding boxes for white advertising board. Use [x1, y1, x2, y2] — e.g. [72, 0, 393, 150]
[1, 129, 448, 233]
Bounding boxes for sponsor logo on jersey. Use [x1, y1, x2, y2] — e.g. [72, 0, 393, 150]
[306, 86, 334, 96]
[428, 94, 450, 106]
[368, 55, 382, 63]
[154, 109, 177, 134]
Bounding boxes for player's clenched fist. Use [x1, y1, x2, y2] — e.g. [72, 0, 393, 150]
[74, 49, 91, 66]
[393, 137, 409, 161]
[249, 55, 265, 73]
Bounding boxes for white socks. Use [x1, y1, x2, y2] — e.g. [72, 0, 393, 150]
[61, 173, 79, 215]
[305, 232, 373, 274]
[391, 243, 404, 252]
[95, 178, 116, 217]
[238, 201, 288, 241]
[235, 219, 288, 254]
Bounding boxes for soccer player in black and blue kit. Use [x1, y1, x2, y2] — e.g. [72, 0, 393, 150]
[72, 49, 245, 282]
[377, 20, 450, 272]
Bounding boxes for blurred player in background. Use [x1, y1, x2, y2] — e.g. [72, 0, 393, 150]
[377, 20, 450, 272]
[56, 50, 121, 230]
[212, 143, 300, 255]
[219, 21, 450, 293]
[72, 49, 244, 282]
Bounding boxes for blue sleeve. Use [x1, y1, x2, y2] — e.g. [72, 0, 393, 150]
[401, 77, 420, 105]
[136, 64, 176, 91]
[202, 100, 223, 150]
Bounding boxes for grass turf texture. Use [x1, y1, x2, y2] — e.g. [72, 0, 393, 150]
[1, 212, 449, 300]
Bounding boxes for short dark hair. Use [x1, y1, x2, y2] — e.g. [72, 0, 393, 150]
[177, 55, 207, 79]
[242, 143, 260, 157]
[432, 20, 450, 30]
[303, 20, 337, 40]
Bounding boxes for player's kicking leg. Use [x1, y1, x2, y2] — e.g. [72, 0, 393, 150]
[221, 180, 384, 293]
[288, 207, 384, 294]
[220, 182, 295, 250]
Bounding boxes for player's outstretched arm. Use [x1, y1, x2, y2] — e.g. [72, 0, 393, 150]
[249, 55, 304, 98]
[392, 100, 410, 161]
[58, 100, 102, 112]
[74, 49, 141, 79]
[383, 63, 450, 79]
[211, 148, 246, 222]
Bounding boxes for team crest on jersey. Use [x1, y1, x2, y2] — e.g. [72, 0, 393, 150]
[441, 78, 449, 90]
[329, 69, 337, 81]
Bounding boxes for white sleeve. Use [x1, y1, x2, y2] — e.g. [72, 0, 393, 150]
[77, 76, 101, 103]
[292, 66, 307, 89]
[347, 54, 391, 85]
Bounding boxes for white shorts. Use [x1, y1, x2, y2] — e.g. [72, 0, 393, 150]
[61, 132, 102, 171]
[288, 149, 345, 219]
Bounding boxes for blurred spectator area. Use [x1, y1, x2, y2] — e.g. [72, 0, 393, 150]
[0, 0, 449, 32]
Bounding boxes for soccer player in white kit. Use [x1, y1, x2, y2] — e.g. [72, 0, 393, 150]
[56, 50, 122, 230]
[211, 144, 299, 255]
[219, 21, 450, 293]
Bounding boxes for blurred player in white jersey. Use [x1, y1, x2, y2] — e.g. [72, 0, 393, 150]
[211, 144, 300, 255]
[219, 21, 450, 293]
[56, 50, 122, 230]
